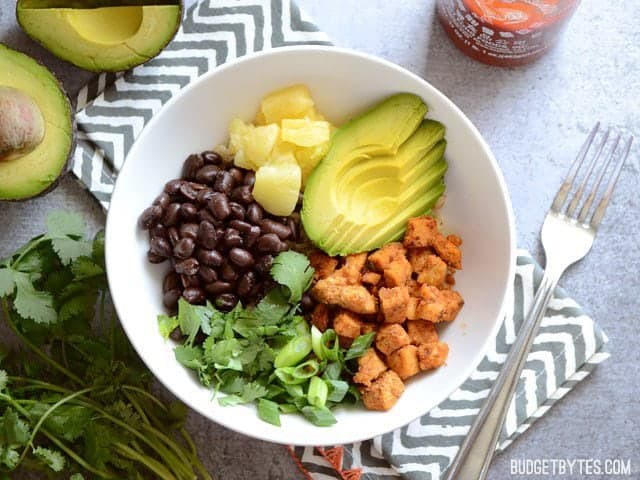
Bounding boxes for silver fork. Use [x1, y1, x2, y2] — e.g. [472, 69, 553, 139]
[443, 124, 634, 480]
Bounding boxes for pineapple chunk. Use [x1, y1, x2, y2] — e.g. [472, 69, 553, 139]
[281, 118, 331, 147]
[253, 159, 302, 216]
[260, 84, 315, 124]
[229, 118, 279, 169]
[296, 143, 329, 184]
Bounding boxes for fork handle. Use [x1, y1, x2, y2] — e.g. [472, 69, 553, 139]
[443, 268, 561, 480]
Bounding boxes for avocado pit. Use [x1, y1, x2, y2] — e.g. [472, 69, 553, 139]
[0, 86, 45, 162]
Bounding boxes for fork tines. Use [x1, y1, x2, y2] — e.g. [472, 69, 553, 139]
[551, 123, 634, 228]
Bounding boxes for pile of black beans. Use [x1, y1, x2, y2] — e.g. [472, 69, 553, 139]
[139, 150, 301, 312]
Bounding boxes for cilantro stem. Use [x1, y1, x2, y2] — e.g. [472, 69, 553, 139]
[113, 442, 175, 480]
[11, 236, 47, 269]
[1, 299, 84, 385]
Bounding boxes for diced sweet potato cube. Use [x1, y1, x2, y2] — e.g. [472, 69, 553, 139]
[375, 324, 410, 355]
[417, 342, 449, 370]
[360, 370, 405, 411]
[361, 271, 382, 285]
[309, 250, 338, 280]
[353, 348, 387, 386]
[337, 253, 367, 284]
[383, 258, 412, 287]
[406, 320, 438, 345]
[387, 345, 420, 379]
[416, 285, 464, 323]
[367, 242, 406, 271]
[378, 286, 410, 323]
[333, 309, 363, 339]
[312, 276, 377, 314]
[311, 303, 329, 332]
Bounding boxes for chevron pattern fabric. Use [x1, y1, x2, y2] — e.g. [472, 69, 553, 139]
[71, 2, 609, 479]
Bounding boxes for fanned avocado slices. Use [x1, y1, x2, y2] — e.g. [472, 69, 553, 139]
[16, 0, 182, 72]
[0, 44, 74, 201]
[301, 93, 448, 256]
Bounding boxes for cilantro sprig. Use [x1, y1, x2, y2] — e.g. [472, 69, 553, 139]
[164, 250, 375, 427]
[0, 211, 212, 479]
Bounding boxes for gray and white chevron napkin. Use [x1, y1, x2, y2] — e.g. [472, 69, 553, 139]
[69, 1, 609, 479]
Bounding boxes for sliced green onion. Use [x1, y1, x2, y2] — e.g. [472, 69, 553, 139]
[311, 325, 324, 359]
[293, 316, 310, 336]
[257, 398, 281, 426]
[284, 383, 305, 399]
[344, 332, 376, 361]
[275, 359, 319, 385]
[321, 329, 341, 361]
[323, 362, 342, 381]
[326, 379, 349, 403]
[279, 403, 298, 414]
[274, 334, 312, 368]
[307, 376, 328, 408]
[301, 406, 337, 427]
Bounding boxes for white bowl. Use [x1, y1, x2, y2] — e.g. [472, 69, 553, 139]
[106, 46, 516, 446]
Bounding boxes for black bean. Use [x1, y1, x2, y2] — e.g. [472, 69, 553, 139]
[287, 217, 299, 241]
[244, 170, 256, 187]
[198, 208, 217, 224]
[164, 179, 183, 195]
[224, 229, 243, 248]
[169, 327, 183, 342]
[139, 205, 163, 229]
[228, 167, 245, 185]
[167, 227, 180, 247]
[150, 224, 168, 239]
[204, 281, 233, 295]
[231, 185, 253, 205]
[181, 274, 200, 288]
[229, 219, 252, 234]
[245, 225, 261, 248]
[301, 293, 315, 312]
[196, 248, 223, 267]
[208, 192, 231, 220]
[147, 251, 166, 264]
[179, 182, 199, 202]
[150, 236, 172, 257]
[180, 203, 198, 220]
[182, 153, 204, 180]
[163, 272, 180, 293]
[197, 221, 218, 249]
[163, 203, 181, 227]
[297, 192, 304, 207]
[175, 258, 199, 276]
[237, 271, 256, 296]
[215, 293, 238, 311]
[256, 233, 283, 252]
[153, 192, 171, 209]
[173, 237, 195, 259]
[214, 171, 234, 194]
[196, 187, 214, 206]
[229, 202, 245, 220]
[260, 219, 292, 240]
[202, 150, 222, 165]
[198, 266, 218, 284]
[229, 248, 254, 268]
[255, 254, 274, 274]
[183, 287, 206, 305]
[179, 223, 199, 240]
[221, 261, 239, 282]
[246, 203, 263, 224]
[163, 289, 181, 310]
[195, 164, 220, 185]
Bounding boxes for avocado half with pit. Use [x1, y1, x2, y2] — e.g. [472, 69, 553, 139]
[16, 0, 182, 72]
[0, 44, 74, 201]
[302, 93, 448, 256]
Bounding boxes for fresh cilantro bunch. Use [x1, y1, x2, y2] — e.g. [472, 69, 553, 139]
[0, 211, 212, 480]
[162, 250, 375, 427]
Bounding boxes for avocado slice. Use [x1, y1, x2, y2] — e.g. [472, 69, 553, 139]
[16, 0, 182, 72]
[0, 44, 74, 201]
[301, 94, 448, 256]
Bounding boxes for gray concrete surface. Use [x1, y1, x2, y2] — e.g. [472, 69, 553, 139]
[1, 0, 639, 479]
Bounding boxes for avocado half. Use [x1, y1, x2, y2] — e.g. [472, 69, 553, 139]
[0, 44, 74, 201]
[16, 0, 182, 72]
[302, 93, 448, 256]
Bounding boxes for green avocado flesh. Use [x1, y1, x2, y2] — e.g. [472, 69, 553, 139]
[301, 93, 448, 256]
[0, 44, 73, 201]
[16, 1, 181, 72]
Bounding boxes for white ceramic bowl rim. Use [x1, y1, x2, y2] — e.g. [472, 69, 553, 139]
[106, 45, 516, 446]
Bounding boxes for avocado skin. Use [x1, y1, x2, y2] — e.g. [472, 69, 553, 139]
[16, 0, 183, 73]
[302, 93, 448, 256]
[0, 43, 75, 202]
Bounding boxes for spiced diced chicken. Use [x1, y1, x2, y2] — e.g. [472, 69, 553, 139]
[378, 286, 410, 323]
[375, 324, 410, 355]
[403, 216, 461, 269]
[408, 250, 447, 286]
[311, 303, 330, 332]
[387, 345, 420, 380]
[360, 370, 405, 411]
[336, 253, 368, 284]
[353, 348, 387, 386]
[417, 342, 449, 370]
[367, 242, 406, 271]
[312, 276, 377, 314]
[309, 250, 338, 280]
[383, 257, 412, 287]
[333, 309, 363, 339]
[416, 285, 464, 323]
[361, 271, 382, 285]
[406, 320, 439, 345]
